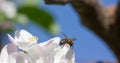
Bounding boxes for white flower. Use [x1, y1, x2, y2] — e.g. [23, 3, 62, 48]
[0, 44, 30, 63]
[0, 44, 17, 63]
[38, 37, 75, 63]
[8, 29, 38, 51]
[6, 29, 75, 63]
[0, 0, 17, 19]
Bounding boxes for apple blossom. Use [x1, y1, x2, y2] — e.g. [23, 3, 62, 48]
[0, 0, 17, 19]
[0, 43, 32, 63]
[0, 44, 17, 63]
[8, 29, 38, 51]
[0, 29, 76, 63]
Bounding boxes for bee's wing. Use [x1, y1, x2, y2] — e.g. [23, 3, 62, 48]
[39, 37, 61, 47]
[61, 32, 68, 38]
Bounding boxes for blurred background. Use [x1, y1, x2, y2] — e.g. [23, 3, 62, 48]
[0, 0, 118, 63]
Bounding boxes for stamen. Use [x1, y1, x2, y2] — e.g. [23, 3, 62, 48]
[29, 36, 37, 42]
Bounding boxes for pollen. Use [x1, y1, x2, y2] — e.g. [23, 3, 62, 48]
[29, 36, 37, 42]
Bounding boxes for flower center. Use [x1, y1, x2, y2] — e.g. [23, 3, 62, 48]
[28, 36, 37, 42]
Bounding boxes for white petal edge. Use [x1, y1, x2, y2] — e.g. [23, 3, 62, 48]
[53, 44, 70, 63]
[0, 44, 18, 59]
[15, 29, 33, 39]
[39, 37, 61, 47]
[0, 45, 8, 59]
[14, 29, 37, 43]
[7, 34, 17, 45]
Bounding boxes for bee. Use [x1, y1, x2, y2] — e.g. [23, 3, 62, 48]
[60, 33, 76, 47]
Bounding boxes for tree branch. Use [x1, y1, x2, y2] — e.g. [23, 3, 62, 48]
[44, 0, 120, 62]
[44, 0, 69, 5]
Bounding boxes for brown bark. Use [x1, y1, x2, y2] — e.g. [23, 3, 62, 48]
[44, 0, 120, 62]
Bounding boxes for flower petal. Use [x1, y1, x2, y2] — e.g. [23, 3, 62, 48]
[36, 57, 44, 63]
[16, 41, 37, 51]
[6, 44, 18, 55]
[0, 44, 18, 58]
[0, 44, 18, 63]
[53, 44, 70, 63]
[0, 55, 16, 63]
[66, 48, 75, 61]
[41, 44, 59, 63]
[7, 34, 17, 45]
[7, 56, 16, 63]
[10, 52, 28, 63]
[14, 29, 33, 42]
[27, 45, 44, 63]
[0, 45, 8, 60]
[39, 37, 61, 47]
[8, 29, 38, 51]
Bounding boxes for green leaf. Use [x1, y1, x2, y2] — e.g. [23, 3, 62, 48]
[24, 0, 40, 6]
[18, 6, 58, 33]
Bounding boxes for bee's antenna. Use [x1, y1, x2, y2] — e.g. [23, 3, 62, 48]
[61, 32, 68, 38]
[72, 38, 77, 41]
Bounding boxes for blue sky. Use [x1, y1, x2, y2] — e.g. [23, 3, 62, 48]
[8, 0, 118, 62]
